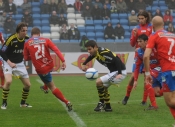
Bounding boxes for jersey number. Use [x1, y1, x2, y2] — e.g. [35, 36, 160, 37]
[34, 44, 45, 60]
[168, 38, 175, 55]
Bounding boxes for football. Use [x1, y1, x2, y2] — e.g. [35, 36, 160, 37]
[85, 68, 99, 80]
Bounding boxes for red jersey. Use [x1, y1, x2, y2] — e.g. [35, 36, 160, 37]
[134, 48, 160, 81]
[130, 23, 152, 48]
[146, 30, 175, 72]
[0, 32, 4, 44]
[23, 37, 65, 74]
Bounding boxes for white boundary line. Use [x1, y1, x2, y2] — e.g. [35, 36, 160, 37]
[36, 79, 87, 127]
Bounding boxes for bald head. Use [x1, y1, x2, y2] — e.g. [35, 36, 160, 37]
[152, 16, 164, 31]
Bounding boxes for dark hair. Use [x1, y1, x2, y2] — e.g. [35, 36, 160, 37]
[16, 22, 28, 33]
[137, 11, 150, 23]
[137, 34, 148, 41]
[85, 40, 98, 48]
[31, 27, 40, 35]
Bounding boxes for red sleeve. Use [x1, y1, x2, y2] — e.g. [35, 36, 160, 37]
[130, 30, 137, 47]
[146, 34, 156, 49]
[170, 16, 173, 22]
[23, 42, 31, 61]
[47, 39, 65, 62]
[134, 52, 143, 81]
[0, 33, 4, 44]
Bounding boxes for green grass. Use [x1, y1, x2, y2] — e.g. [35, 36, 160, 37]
[0, 74, 173, 127]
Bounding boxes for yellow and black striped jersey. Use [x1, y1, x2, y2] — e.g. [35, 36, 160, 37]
[83, 47, 126, 74]
[0, 33, 29, 63]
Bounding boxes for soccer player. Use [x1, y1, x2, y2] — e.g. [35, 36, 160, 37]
[0, 32, 5, 88]
[122, 11, 153, 105]
[82, 40, 127, 112]
[133, 34, 163, 110]
[23, 27, 72, 111]
[143, 16, 175, 124]
[0, 22, 32, 109]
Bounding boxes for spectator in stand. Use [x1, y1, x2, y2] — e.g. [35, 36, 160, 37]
[110, 0, 117, 13]
[21, 10, 33, 27]
[13, 0, 23, 7]
[93, 0, 103, 9]
[91, 4, 102, 20]
[116, 0, 127, 13]
[135, 0, 146, 13]
[148, 11, 153, 20]
[82, 5, 93, 20]
[163, 10, 173, 25]
[166, 22, 175, 33]
[101, 4, 110, 20]
[0, 12, 6, 27]
[128, 10, 138, 26]
[58, 0, 67, 14]
[168, 0, 175, 10]
[3, 16, 15, 34]
[144, 0, 152, 6]
[153, 8, 163, 18]
[68, 23, 80, 40]
[74, 0, 83, 14]
[49, 10, 59, 27]
[105, 0, 111, 10]
[114, 22, 125, 40]
[58, 13, 67, 26]
[47, 0, 58, 4]
[104, 22, 115, 39]
[20, 0, 32, 14]
[49, 0, 58, 14]
[41, 0, 50, 14]
[83, 0, 93, 11]
[60, 24, 69, 40]
[4, 0, 16, 15]
[127, 0, 136, 12]
[0, 0, 5, 15]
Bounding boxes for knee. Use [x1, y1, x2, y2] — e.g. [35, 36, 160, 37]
[166, 99, 175, 108]
[96, 78, 103, 86]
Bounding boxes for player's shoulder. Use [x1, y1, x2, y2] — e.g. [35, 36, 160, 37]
[25, 35, 30, 39]
[98, 47, 110, 53]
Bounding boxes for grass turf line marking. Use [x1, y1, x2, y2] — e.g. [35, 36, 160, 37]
[36, 79, 87, 127]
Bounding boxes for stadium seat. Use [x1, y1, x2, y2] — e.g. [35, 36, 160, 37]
[41, 33, 51, 39]
[159, 1, 165, 6]
[76, 19, 85, 26]
[160, 6, 168, 12]
[0, 27, 4, 33]
[96, 32, 104, 39]
[118, 13, 128, 19]
[111, 13, 118, 19]
[28, 27, 33, 32]
[15, 14, 23, 20]
[85, 20, 94, 26]
[123, 38, 130, 43]
[105, 39, 115, 43]
[129, 26, 135, 31]
[96, 38, 105, 42]
[152, 1, 159, 6]
[41, 14, 50, 20]
[67, 8, 75, 13]
[67, 13, 76, 19]
[94, 20, 102, 26]
[3, 34, 6, 39]
[122, 25, 130, 32]
[86, 26, 95, 32]
[41, 20, 50, 26]
[15, 20, 21, 25]
[17, 8, 22, 14]
[80, 32, 86, 37]
[78, 26, 86, 32]
[146, 6, 151, 12]
[33, 20, 41, 27]
[124, 32, 131, 38]
[32, 7, 40, 13]
[151, 6, 160, 12]
[60, 39, 70, 43]
[69, 39, 79, 43]
[111, 19, 120, 26]
[32, 2, 40, 7]
[86, 32, 96, 39]
[103, 19, 111, 26]
[33, 14, 41, 20]
[115, 39, 123, 43]
[41, 26, 50, 33]
[75, 14, 84, 19]
[119, 19, 128, 25]
[68, 19, 76, 26]
[50, 27, 60, 32]
[51, 32, 60, 39]
[52, 39, 60, 43]
[95, 25, 104, 32]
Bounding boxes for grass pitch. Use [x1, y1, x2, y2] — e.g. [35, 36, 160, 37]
[0, 74, 173, 127]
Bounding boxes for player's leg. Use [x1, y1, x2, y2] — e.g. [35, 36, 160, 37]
[0, 62, 5, 88]
[38, 73, 72, 111]
[40, 84, 49, 94]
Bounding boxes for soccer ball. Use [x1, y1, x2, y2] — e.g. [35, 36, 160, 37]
[85, 68, 98, 80]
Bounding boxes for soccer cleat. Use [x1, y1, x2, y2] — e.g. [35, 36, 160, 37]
[94, 102, 105, 112]
[20, 103, 32, 108]
[122, 96, 129, 105]
[66, 102, 72, 111]
[140, 101, 147, 106]
[104, 106, 112, 112]
[145, 104, 158, 111]
[40, 86, 49, 94]
[1, 102, 7, 110]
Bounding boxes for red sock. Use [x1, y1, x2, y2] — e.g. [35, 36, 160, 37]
[145, 84, 157, 107]
[1, 76, 4, 86]
[52, 88, 68, 104]
[159, 88, 163, 96]
[142, 85, 148, 102]
[43, 84, 48, 90]
[126, 85, 133, 97]
[169, 107, 175, 119]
